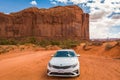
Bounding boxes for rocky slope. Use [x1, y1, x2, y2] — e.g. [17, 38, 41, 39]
[0, 5, 89, 40]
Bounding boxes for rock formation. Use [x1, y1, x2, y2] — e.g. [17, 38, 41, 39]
[0, 5, 89, 40]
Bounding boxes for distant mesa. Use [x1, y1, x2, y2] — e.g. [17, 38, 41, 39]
[0, 5, 89, 40]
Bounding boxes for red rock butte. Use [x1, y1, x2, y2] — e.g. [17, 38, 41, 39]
[0, 5, 89, 40]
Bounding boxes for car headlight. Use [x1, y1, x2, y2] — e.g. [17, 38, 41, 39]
[71, 63, 78, 68]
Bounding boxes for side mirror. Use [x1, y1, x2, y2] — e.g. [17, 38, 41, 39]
[77, 54, 80, 57]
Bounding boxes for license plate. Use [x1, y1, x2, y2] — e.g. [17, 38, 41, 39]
[58, 70, 64, 73]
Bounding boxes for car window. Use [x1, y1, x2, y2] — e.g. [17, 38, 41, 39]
[54, 51, 76, 57]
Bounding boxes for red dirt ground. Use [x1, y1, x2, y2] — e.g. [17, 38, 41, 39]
[0, 49, 120, 80]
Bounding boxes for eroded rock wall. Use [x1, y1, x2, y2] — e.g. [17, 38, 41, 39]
[0, 5, 89, 40]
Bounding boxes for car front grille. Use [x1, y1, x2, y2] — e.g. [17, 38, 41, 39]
[52, 65, 71, 69]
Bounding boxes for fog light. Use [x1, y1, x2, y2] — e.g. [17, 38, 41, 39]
[73, 70, 79, 74]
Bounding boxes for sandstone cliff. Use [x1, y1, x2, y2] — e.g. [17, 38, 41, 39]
[0, 5, 89, 40]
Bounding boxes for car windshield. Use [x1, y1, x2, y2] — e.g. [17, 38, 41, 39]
[54, 51, 76, 57]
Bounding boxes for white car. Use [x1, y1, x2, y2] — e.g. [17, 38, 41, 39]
[47, 49, 80, 77]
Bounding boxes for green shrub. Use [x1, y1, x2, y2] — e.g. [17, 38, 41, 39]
[8, 39, 17, 45]
[0, 39, 17, 45]
[50, 41, 60, 46]
[36, 40, 79, 48]
[37, 40, 51, 47]
[0, 38, 82, 49]
[0, 39, 9, 45]
[59, 40, 79, 49]
[28, 37, 36, 44]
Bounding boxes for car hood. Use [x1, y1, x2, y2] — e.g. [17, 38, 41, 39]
[49, 57, 78, 66]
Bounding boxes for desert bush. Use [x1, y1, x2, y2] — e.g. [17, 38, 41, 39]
[8, 39, 17, 45]
[0, 39, 17, 45]
[116, 40, 120, 46]
[0, 46, 16, 54]
[59, 40, 79, 49]
[37, 40, 79, 49]
[37, 40, 51, 47]
[27, 37, 36, 44]
[0, 48, 9, 54]
[50, 41, 60, 46]
[6, 46, 14, 51]
[92, 41, 103, 46]
[0, 39, 10, 45]
[0, 38, 81, 49]
[20, 47, 25, 51]
[105, 43, 113, 50]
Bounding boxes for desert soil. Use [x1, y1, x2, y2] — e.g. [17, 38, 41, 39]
[0, 50, 120, 80]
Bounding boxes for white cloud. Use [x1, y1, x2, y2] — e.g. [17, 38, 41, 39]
[50, 0, 120, 39]
[4, 13, 10, 14]
[53, 0, 87, 4]
[55, 0, 68, 4]
[51, 1, 57, 5]
[69, 0, 87, 4]
[30, 0, 37, 6]
[90, 0, 120, 12]
[90, 16, 120, 39]
[53, 0, 120, 12]
[89, 0, 120, 39]
[109, 32, 120, 38]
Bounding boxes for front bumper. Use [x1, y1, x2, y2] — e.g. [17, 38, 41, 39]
[47, 66, 80, 77]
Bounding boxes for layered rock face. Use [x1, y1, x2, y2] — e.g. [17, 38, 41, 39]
[0, 5, 89, 40]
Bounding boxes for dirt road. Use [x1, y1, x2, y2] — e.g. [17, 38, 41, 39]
[0, 50, 120, 80]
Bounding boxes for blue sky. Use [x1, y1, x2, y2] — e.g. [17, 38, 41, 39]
[0, 0, 91, 13]
[0, 0, 120, 39]
[0, 0, 53, 13]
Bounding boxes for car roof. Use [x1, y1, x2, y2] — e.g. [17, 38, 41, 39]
[57, 49, 75, 52]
